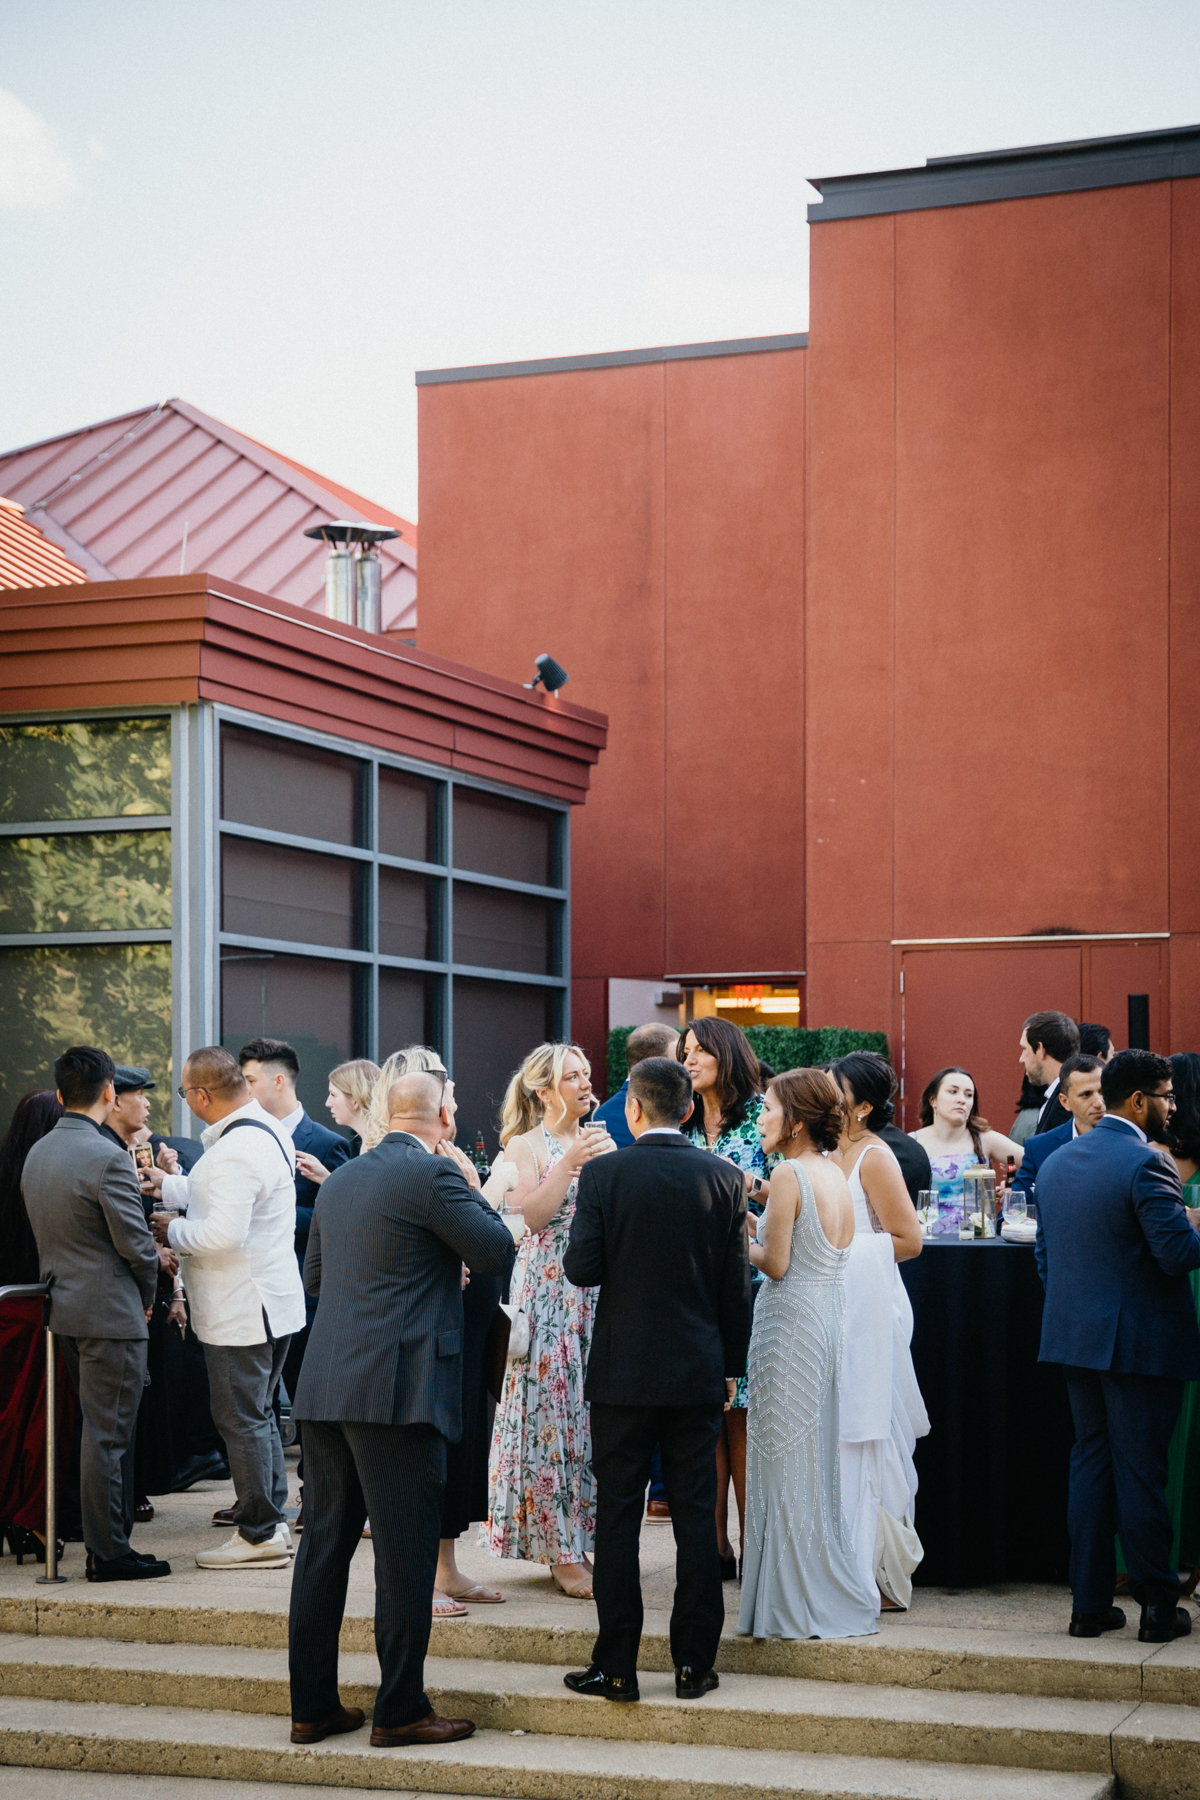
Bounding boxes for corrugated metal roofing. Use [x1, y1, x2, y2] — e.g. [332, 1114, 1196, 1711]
[0, 400, 418, 631]
[0, 497, 87, 591]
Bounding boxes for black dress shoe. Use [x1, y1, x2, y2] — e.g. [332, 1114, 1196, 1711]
[675, 1665, 720, 1699]
[718, 1553, 737, 1582]
[86, 1551, 171, 1582]
[563, 1665, 640, 1703]
[171, 1452, 230, 1492]
[1139, 1603, 1193, 1642]
[1069, 1606, 1126, 1637]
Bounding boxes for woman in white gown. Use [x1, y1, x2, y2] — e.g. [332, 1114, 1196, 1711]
[739, 1069, 878, 1640]
[831, 1053, 929, 1613]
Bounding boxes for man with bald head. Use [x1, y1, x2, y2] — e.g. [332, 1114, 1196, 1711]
[287, 1063, 515, 1750]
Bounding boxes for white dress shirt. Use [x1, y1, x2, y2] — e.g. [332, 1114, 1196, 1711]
[161, 1098, 306, 1345]
[279, 1101, 304, 1137]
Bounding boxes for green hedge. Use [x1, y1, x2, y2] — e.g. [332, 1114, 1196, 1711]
[605, 1024, 888, 1098]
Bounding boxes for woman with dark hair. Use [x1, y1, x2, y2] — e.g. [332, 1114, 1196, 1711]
[677, 1016, 767, 1578]
[739, 1069, 877, 1640]
[910, 1068, 1023, 1233]
[1161, 1052, 1200, 1594]
[0, 1090, 74, 1562]
[830, 1052, 928, 1614]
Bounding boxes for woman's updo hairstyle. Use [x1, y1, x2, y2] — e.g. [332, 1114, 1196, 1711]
[768, 1068, 844, 1153]
[833, 1051, 898, 1130]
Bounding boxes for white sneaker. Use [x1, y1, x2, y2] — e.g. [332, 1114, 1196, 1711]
[279, 1522, 294, 1552]
[195, 1528, 291, 1569]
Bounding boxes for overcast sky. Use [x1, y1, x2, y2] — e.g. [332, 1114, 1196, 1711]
[2, 1, 1198, 519]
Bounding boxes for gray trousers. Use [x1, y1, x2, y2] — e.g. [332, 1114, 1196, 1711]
[202, 1322, 291, 1544]
[58, 1335, 146, 1563]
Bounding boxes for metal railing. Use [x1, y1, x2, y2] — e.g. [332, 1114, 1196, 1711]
[0, 1282, 67, 1583]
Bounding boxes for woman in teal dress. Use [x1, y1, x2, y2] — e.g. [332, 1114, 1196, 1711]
[1164, 1053, 1200, 1592]
[678, 1016, 767, 1579]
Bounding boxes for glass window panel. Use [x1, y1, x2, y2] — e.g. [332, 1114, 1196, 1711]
[379, 768, 439, 863]
[0, 718, 171, 823]
[221, 724, 365, 847]
[453, 884, 556, 975]
[452, 788, 556, 886]
[378, 970, 442, 1062]
[378, 869, 440, 961]
[451, 977, 560, 1158]
[221, 949, 363, 1125]
[0, 943, 172, 1136]
[0, 832, 171, 935]
[222, 838, 364, 950]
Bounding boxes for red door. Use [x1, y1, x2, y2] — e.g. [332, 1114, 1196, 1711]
[898, 945, 1082, 1133]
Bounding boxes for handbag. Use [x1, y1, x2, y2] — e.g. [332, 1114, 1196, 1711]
[501, 1301, 530, 1360]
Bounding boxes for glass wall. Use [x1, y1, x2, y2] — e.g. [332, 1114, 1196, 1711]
[217, 717, 567, 1152]
[0, 718, 174, 1133]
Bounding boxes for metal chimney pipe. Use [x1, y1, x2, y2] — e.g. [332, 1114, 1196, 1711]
[304, 519, 400, 632]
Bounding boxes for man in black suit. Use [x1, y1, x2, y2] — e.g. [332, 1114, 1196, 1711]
[1019, 1010, 1081, 1137]
[562, 1056, 751, 1704]
[287, 1069, 515, 1748]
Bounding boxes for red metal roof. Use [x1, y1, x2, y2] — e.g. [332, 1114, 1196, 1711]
[0, 401, 418, 631]
[0, 497, 86, 591]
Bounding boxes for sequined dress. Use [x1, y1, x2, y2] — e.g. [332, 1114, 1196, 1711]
[484, 1125, 597, 1564]
[738, 1160, 878, 1640]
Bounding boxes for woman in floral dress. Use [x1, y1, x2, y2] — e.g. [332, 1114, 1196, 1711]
[485, 1042, 614, 1597]
[678, 1017, 767, 1578]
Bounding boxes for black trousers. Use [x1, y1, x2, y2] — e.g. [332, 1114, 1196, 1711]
[590, 1401, 725, 1680]
[1063, 1367, 1184, 1612]
[288, 1419, 446, 1728]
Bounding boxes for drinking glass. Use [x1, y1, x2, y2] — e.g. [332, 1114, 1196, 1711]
[917, 1189, 934, 1237]
[1005, 1187, 1027, 1224]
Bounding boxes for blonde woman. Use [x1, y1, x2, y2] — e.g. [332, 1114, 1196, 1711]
[485, 1042, 614, 1596]
[293, 1059, 379, 1187]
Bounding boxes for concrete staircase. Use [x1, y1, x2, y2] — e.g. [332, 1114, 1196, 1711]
[1, 1597, 1198, 1799]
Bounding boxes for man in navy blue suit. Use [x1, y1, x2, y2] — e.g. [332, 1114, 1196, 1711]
[593, 1023, 680, 1151]
[1013, 1053, 1105, 1207]
[1036, 1049, 1200, 1642]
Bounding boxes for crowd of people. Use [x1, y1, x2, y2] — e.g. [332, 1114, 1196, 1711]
[1, 1000, 1198, 1743]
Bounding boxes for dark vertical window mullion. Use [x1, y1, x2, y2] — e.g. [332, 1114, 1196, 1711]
[368, 758, 379, 1062]
[444, 777, 454, 1075]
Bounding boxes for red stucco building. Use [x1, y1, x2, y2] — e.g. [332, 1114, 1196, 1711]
[414, 123, 1200, 1126]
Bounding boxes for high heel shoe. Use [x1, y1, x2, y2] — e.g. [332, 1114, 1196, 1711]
[6, 1527, 65, 1566]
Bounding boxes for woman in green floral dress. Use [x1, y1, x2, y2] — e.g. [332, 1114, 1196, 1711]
[678, 1016, 767, 1577]
[484, 1042, 615, 1598]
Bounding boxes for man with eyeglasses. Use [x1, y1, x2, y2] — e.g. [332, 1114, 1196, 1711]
[140, 1046, 306, 1569]
[1036, 1049, 1200, 1644]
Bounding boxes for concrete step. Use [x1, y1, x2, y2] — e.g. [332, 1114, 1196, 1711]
[5, 1592, 1199, 1707]
[4, 1635, 1199, 1784]
[0, 1695, 1122, 1800]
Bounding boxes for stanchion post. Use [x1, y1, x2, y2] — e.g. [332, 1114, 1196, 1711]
[36, 1292, 67, 1585]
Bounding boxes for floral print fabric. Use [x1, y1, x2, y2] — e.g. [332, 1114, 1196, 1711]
[688, 1091, 768, 1409]
[485, 1125, 596, 1564]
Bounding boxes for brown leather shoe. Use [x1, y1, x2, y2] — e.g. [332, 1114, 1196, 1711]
[370, 1711, 476, 1748]
[290, 1704, 365, 1744]
[211, 1505, 239, 1527]
[645, 1499, 671, 1521]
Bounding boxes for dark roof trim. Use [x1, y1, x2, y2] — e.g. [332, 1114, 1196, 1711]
[416, 333, 807, 386]
[808, 122, 1200, 223]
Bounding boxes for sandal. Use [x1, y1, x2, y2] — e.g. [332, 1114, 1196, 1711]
[443, 1582, 505, 1604]
[551, 1566, 594, 1600]
[432, 1592, 468, 1618]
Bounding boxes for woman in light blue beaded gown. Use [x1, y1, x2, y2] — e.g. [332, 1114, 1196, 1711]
[738, 1069, 878, 1641]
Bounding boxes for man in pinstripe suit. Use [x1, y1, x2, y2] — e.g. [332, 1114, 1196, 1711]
[287, 1070, 515, 1748]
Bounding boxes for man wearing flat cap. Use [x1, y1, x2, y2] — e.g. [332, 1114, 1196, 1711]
[100, 1066, 201, 1180]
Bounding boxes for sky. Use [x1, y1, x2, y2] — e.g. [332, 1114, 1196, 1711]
[1, 1, 1198, 520]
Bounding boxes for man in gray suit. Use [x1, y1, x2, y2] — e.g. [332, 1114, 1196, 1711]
[288, 1069, 515, 1749]
[22, 1046, 171, 1582]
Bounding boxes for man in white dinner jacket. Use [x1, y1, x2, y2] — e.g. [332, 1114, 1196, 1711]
[141, 1045, 305, 1568]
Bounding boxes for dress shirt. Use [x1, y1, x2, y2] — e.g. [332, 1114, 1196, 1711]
[1037, 1077, 1061, 1122]
[1103, 1114, 1147, 1145]
[279, 1101, 304, 1137]
[638, 1127, 687, 1138]
[161, 1099, 306, 1345]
